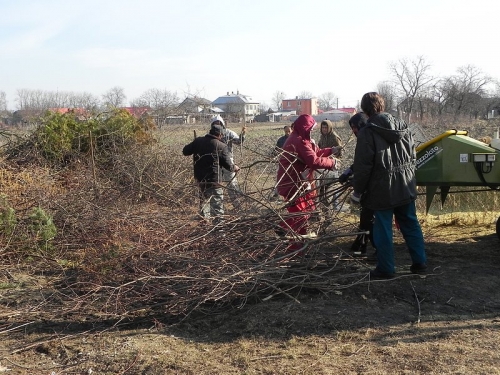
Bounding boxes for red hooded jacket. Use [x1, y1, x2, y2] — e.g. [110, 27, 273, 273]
[276, 114, 337, 199]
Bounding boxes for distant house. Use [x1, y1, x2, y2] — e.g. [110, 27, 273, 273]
[177, 97, 213, 114]
[282, 97, 319, 116]
[177, 96, 222, 124]
[254, 113, 284, 122]
[212, 91, 260, 123]
[49, 107, 87, 116]
[315, 107, 356, 122]
[121, 106, 150, 118]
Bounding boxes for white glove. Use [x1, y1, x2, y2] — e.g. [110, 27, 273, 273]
[331, 158, 341, 171]
[331, 146, 342, 156]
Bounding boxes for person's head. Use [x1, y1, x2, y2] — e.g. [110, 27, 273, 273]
[210, 115, 225, 128]
[360, 92, 385, 117]
[320, 120, 333, 135]
[348, 113, 369, 137]
[283, 125, 291, 136]
[209, 124, 224, 139]
[291, 114, 316, 141]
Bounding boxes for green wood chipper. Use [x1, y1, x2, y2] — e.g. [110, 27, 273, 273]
[415, 129, 500, 238]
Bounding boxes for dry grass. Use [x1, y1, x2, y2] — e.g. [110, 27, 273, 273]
[1, 121, 500, 374]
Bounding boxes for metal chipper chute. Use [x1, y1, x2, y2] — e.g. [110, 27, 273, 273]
[415, 129, 500, 222]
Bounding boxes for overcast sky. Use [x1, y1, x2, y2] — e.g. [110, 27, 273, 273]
[1, 0, 499, 110]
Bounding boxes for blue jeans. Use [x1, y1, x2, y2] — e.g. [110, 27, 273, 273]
[373, 201, 426, 274]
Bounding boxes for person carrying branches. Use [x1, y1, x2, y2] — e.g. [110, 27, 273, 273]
[352, 92, 427, 279]
[183, 124, 240, 224]
[210, 115, 246, 210]
[338, 112, 377, 257]
[276, 114, 341, 253]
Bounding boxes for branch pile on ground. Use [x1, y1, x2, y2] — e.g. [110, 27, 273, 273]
[0, 127, 368, 324]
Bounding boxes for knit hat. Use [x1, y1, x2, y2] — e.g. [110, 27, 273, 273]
[209, 124, 224, 136]
[348, 113, 368, 130]
[210, 115, 225, 128]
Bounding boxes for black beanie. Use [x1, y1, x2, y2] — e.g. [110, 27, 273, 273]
[349, 113, 368, 130]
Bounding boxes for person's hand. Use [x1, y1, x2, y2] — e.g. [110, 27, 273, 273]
[330, 158, 341, 171]
[331, 146, 343, 156]
[338, 168, 353, 184]
[233, 164, 240, 173]
[241, 126, 247, 135]
[350, 191, 361, 204]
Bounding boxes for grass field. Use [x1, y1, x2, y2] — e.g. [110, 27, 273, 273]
[1, 117, 500, 374]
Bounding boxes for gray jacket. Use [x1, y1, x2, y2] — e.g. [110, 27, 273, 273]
[353, 112, 417, 211]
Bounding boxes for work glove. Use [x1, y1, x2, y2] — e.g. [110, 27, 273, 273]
[331, 146, 343, 156]
[338, 168, 353, 184]
[350, 191, 361, 205]
[330, 158, 341, 171]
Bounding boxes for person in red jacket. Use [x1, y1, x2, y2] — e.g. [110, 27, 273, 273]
[276, 114, 341, 252]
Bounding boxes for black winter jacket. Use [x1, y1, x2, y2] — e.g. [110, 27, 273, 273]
[183, 134, 234, 184]
[352, 112, 417, 211]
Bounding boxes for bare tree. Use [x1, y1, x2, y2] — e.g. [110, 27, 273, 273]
[271, 91, 286, 111]
[69, 92, 101, 111]
[448, 65, 492, 119]
[389, 56, 434, 122]
[297, 91, 313, 99]
[102, 86, 126, 108]
[259, 102, 271, 113]
[0, 91, 7, 112]
[131, 88, 179, 127]
[376, 82, 397, 113]
[318, 92, 337, 111]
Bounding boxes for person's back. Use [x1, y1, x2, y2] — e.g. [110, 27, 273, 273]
[354, 112, 416, 211]
[352, 92, 426, 279]
[183, 133, 232, 184]
[183, 124, 238, 223]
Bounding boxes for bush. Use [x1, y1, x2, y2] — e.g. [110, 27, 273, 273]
[0, 194, 16, 235]
[28, 206, 57, 252]
[9, 108, 156, 166]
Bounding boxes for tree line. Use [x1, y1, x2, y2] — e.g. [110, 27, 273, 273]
[2, 56, 499, 125]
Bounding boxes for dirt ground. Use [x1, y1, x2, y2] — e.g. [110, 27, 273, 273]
[1, 216, 500, 375]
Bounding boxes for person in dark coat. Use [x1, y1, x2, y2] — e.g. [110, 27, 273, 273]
[275, 125, 292, 151]
[183, 124, 240, 223]
[353, 92, 427, 279]
[339, 113, 376, 256]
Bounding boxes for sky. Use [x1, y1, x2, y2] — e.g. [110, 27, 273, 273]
[1, 0, 500, 110]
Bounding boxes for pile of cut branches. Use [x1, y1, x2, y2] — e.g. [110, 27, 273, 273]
[0, 120, 367, 324]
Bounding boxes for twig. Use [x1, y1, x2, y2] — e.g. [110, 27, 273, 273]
[0, 321, 35, 335]
[411, 281, 423, 324]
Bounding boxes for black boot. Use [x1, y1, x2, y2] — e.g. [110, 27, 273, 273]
[350, 234, 367, 255]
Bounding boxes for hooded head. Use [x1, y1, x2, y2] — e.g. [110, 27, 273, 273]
[348, 113, 368, 136]
[291, 114, 316, 141]
[320, 119, 334, 135]
[210, 115, 225, 128]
